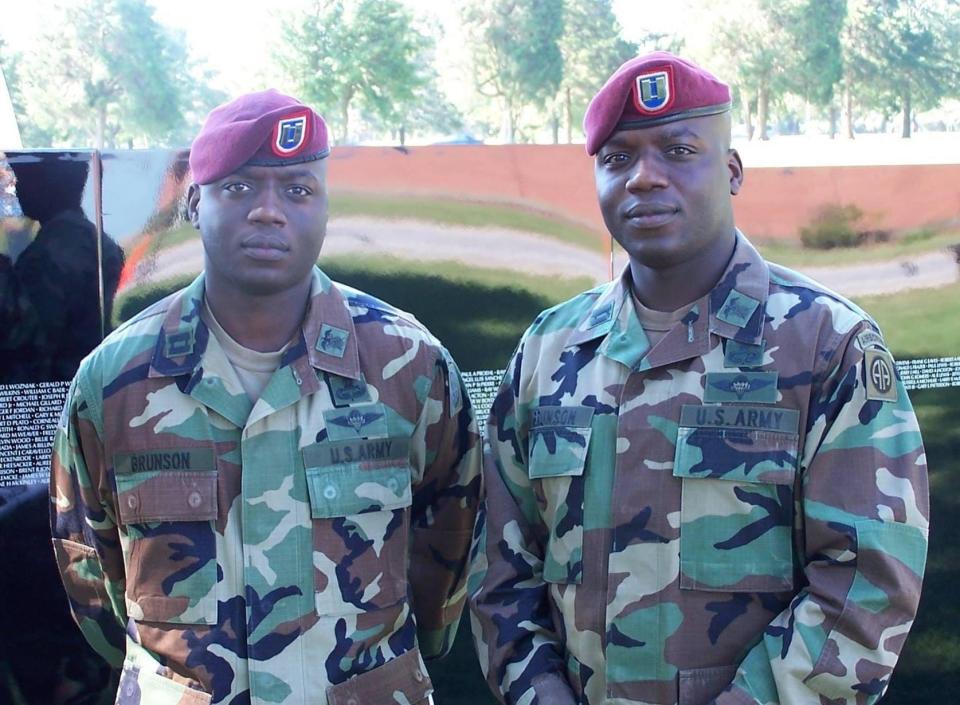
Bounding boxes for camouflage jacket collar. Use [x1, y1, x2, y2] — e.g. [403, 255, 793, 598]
[566, 231, 769, 370]
[148, 267, 362, 382]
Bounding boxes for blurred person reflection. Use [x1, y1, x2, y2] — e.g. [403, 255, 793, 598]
[0, 154, 123, 384]
[0, 153, 121, 705]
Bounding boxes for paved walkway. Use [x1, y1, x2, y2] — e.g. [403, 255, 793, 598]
[143, 217, 958, 298]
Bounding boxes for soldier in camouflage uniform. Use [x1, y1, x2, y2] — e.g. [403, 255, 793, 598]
[50, 90, 481, 705]
[469, 52, 928, 705]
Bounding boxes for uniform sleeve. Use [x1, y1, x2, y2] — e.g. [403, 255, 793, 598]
[468, 339, 579, 705]
[409, 347, 482, 659]
[49, 371, 127, 669]
[714, 323, 929, 705]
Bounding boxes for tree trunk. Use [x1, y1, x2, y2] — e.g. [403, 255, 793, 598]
[829, 105, 838, 139]
[550, 112, 559, 144]
[399, 124, 406, 147]
[756, 82, 769, 141]
[564, 87, 573, 144]
[900, 84, 912, 138]
[842, 74, 854, 139]
[96, 104, 106, 150]
[739, 86, 754, 141]
[340, 90, 352, 144]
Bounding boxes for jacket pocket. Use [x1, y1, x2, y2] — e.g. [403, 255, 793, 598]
[114, 467, 218, 625]
[326, 647, 433, 705]
[304, 437, 413, 615]
[117, 640, 212, 705]
[528, 406, 593, 585]
[678, 664, 738, 705]
[674, 423, 799, 592]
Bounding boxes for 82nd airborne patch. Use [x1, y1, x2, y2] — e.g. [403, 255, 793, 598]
[865, 348, 899, 402]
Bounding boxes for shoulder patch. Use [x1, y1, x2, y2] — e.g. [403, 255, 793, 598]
[865, 348, 898, 402]
[857, 329, 887, 351]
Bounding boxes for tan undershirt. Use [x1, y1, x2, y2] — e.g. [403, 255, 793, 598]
[202, 299, 291, 402]
[631, 291, 695, 348]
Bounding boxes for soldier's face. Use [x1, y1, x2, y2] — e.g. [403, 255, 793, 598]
[594, 114, 743, 270]
[187, 160, 329, 297]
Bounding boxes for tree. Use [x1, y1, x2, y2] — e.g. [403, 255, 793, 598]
[842, 0, 960, 138]
[461, 0, 564, 142]
[278, 0, 440, 144]
[13, 0, 204, 148]
[556, 0, 635, 143]
[773, 0, 845, 135]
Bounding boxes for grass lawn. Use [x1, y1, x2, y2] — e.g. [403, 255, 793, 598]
[853, 281, 960, 359]
[757, 229, 960, 268]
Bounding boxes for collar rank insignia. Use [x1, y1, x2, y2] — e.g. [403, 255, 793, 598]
[704, 371, 779, 404]
[633, 66, 675, 114]
[589, 301, 614, 329]
[164, 330, 195, 357]
[316, 324, 349, 358]
[272, 110, 310, 157]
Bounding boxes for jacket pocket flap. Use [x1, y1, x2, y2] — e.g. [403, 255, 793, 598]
[674, 426, 799, 485]
[115, 471, 218, 524]
[326, 648, 432, 705]
[306, 463, 412, 518]
[529, 425, 592, 479]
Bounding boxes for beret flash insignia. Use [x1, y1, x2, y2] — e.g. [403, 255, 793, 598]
[633, 66, 675, 114]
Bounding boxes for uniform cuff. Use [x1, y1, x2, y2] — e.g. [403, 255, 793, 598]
[531, 672, 578, 705]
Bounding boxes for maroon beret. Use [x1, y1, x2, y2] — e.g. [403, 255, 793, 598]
[189, 89, 329, 184]
[583, 52, 731, 156]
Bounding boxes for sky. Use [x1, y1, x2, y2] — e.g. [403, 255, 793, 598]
[2, 0, 687, 96]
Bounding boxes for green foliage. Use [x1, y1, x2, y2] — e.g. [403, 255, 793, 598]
[842, 0, 960, 136]
[11, 0, 215, 148]
[556, 0, 636, 143]
[278, 0, 442, 143]
[462, 0, 565, 141]
[799, 203, 864, 249]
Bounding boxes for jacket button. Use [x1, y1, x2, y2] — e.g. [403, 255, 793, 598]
[188, 491, 202, 508]
[346, 698, 359, 705]
[413, 669, 425, 683]
[323, 485, 337, 500]
[126, 495, 138, 509]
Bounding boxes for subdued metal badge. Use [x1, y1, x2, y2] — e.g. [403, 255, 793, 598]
[633, 66, 674, 113]
[328, 373, 372, 406]
[865, 349, 899, 402]
[724, 339, 766, 368]
[716, 289, 761, 328]
[271, 110, 309, 156]
[704, 371, 779, 403]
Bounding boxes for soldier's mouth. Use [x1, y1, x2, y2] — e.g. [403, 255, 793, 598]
[241, 235, 289, 261]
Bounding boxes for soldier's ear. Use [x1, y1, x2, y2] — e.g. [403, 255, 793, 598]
[186, 183, 201, 229]
[728, 149, 744, 196]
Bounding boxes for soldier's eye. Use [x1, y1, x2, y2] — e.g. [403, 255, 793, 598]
[666, 145, 695, 156]
[288, 185, 312, 197]
[223, 182, 251, 193]
[601, 152, 630, 166]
